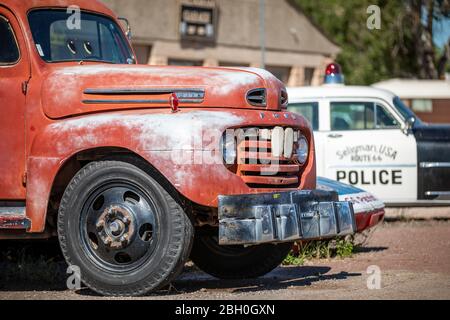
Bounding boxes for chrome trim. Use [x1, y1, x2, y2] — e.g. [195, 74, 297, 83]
[83, 99, 167, 104]
[420, 162, 450, 168]
[84, 88, 205, 97]
[82, 99, 203, 104]
[0, 207, 25, 215]
[218, 190, 355, 245]
[118, 17, 132, 40]
[0, 206, 30, 229]
[425, 191, 450, 196]
[330, 164, 416, 168]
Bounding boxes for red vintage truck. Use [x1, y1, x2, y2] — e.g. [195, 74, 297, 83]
[0, 0, 356, 296]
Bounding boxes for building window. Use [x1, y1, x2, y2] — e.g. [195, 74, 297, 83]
[133, 45, 151, 65]
[179, 3, 216, 42]
[168, 59, 203, 66]
[266, 66, 291, 84]
[304, 67, 315, 86]
[411, 99, 433, 113]
[401, 99, 412, 108]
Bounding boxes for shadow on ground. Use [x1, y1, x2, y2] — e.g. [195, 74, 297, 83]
[353, 246, 388, 253]
[74, 265, 361, 297]
[165, 266, 361, 296]
[0, 239, 68, 291]
[0, 239, 362, 296]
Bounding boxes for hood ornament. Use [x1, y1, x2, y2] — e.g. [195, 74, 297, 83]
[170, 93, 179, 113]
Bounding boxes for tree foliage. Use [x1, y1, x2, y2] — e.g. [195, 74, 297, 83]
[294, 0, 450, 85]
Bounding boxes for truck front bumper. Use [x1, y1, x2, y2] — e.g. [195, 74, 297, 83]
[218, 190, 356, 245]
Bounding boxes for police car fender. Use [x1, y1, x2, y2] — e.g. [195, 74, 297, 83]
[317, 177, 384, 215]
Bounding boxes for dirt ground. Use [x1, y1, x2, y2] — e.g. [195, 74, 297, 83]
[1, 219, 449, 300]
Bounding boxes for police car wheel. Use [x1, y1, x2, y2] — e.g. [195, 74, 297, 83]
[57, 160, 193, 296]
[190, 232, 292, 279]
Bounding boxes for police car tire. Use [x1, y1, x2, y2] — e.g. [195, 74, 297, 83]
[57, 160, 194, 296]
[190, 233, 292, 279]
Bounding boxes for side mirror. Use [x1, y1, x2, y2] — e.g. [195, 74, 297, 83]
[402, 116, 416, 135]
[118, 17, 132, 40]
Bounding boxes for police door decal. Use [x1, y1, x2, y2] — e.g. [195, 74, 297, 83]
[335, 144, 402, 186]
[324, 101, 417, 203]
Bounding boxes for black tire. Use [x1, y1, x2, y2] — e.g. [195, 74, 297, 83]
[190, 232, 292, 279]
[57, 160, 193, 296]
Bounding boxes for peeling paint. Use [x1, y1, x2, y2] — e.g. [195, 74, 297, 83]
[47, 110, 243, 155]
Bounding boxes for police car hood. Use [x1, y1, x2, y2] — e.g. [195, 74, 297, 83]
[41, 64, 285, 119]
[413, 122, 450, 142]
[317, 177, 385, 214]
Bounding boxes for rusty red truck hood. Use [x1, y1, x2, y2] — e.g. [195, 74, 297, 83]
[41, 64, 286, 119]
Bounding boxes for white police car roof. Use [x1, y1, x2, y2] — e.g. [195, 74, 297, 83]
[287, 85, 397, 102]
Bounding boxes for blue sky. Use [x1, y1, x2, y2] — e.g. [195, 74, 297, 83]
[422, 7, 450, 49]
[433, 17, 450, 48]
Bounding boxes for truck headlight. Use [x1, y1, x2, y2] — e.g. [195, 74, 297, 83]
[296, 135, 308, 164]
[221, 131, 237, 165]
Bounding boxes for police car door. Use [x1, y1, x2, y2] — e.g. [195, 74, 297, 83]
[324, 98, 417, 203]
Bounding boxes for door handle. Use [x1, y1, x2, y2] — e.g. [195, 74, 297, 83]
[327, 133, 343, 138]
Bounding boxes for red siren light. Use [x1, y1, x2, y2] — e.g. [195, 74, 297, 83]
[325, 63, 341, 75]
[324, 62, 344, 84]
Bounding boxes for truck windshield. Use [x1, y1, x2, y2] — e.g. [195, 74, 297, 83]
[28, 9, 134, 64]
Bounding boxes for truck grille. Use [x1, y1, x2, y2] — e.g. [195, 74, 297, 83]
[236, 127, 302, 188]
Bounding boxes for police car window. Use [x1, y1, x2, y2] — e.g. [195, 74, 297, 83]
[287, 102, 319, 130]
[0, 16, 20, 64]
[375, 104, 400, 128]
[330, 102, 375, 130]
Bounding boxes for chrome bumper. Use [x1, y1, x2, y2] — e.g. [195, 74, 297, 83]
[218, 190, 356, 245]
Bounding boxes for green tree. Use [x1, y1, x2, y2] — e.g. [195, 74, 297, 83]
[294, 0, 449, 85]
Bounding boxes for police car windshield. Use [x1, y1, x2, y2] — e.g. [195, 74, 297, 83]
[393, 96, 420, 122]
[28, 9, 134, 64]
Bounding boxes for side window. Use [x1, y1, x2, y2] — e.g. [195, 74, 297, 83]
[375, 104, 400, 128]
[287, 102, 319, 130]
[0, 16, 20, 64]
[330, 102, 400, 130]
[330, 102, 374, 130]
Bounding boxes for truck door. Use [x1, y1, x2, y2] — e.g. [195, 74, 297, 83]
[324, 99, 417, 204]
[0, 8, 29, 200]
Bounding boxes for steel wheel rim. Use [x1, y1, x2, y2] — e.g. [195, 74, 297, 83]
[79, 181, 159, 273]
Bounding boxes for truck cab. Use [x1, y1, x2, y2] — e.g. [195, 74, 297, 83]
[0, 1, 355, 296]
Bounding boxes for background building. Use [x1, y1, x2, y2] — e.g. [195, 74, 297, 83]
[102, 0, 340, 86]
[373, 79, 450, 123]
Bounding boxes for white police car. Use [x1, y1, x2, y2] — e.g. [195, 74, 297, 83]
[288, 63, 450, 205]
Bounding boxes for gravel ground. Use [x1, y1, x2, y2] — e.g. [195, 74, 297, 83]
[1, 219, 449, 300]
